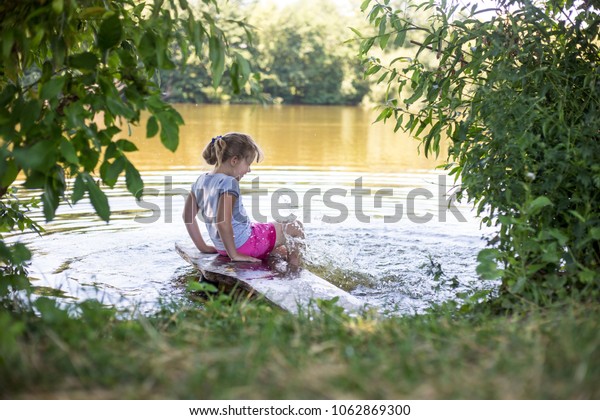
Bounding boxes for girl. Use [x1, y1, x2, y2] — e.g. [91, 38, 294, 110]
[183, 132, 304, 265]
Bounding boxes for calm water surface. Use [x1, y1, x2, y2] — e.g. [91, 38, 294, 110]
[18, 105, 496, 315]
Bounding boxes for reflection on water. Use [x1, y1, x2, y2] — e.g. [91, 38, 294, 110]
[16, 105, 496, 316]
[128, 104, 447, 172]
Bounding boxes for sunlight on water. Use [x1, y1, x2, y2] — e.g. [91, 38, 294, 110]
[16, 105, 497, 315]
[127, 104, 448, 172]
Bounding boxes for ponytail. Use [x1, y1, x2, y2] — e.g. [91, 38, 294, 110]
[201, 132, 264, 166]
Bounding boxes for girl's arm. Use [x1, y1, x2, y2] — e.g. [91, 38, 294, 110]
[216, 193, 260, 262]
[183, 193, 217, 253]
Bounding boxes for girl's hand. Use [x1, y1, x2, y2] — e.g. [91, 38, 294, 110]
[230, 253, 261, 263]
[199, 245, 218, 254]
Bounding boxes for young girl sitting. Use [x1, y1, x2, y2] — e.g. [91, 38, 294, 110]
[183, 132, 304, 266]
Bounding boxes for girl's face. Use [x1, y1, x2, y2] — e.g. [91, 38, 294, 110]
[230, 155, 252, 180]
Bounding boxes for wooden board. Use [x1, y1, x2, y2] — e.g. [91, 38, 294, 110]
[175, 242, 366, 315]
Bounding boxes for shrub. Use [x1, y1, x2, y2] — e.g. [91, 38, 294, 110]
[356, 0, 600, 305]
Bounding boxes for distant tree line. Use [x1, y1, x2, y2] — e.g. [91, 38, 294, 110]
[159, 0, 371, 105]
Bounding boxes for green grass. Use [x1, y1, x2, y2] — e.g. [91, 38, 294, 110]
[1, 292, 598, 399]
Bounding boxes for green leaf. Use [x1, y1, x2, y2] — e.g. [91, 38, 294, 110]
[146, 115, 159, 138]
[188, 17, 205, 54]
[125, 161, 143, 199]
[527, 196, 552, 214]
[365, 64, 381, 76]
[235, 53, 251, 84]
[64, 101, 85, 129]
[72, 173, 85, 203]
[104, 156, 126, 187]
[374, 107, 393, 123]
[84, 173, 110, 222]
[69, 52, 99, 71]
[0, 84, 17, 107]
[569, 210, 586, 223]
[378, 14, 387, 37]
[376, 70, 390, 84]
[80, 147, 100, 173]
[476, 248, 503, 280]
[115, 139, 138, 152]
[139, 31, 157, 66]
[229, 62, 240, 94]
[187, 281, 218, 293]
[52, 0, 64, 14]
[9, 243, 32, 265]
[106, 97, 136, 119]
[158, 114, 179, 152]
[42, 181, 60, 222]
[20, 100, 42, 133]
[349, 27, 363, 38]
[510, 276, 527, 294]
[51, 36, 67, 67]
[35, 297, 69, 323]
[379, 33, 391, 49]
[393, 114, 404, 132]
[0, 158, 19, 188]
[60, 138, 79, 165]
[405, 82, 426, 106]
[79, 7, 107, 19]
[578, 269, 597, 284]
[209, 35, 225, 89]
[98, 14, 123, 52]
[40, 77, 65, 101]
[547, 228, 569, 245]
[14, 140, 57, 172]
[394, 28, 407, 47]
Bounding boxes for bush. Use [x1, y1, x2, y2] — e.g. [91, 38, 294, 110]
[0, 0, 254, 302]
[356, 0, 600, 305]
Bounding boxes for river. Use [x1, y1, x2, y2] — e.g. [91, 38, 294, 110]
[15, 104, 497, 315]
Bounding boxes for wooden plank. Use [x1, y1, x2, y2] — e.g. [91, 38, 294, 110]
[175, 242, 366, 315]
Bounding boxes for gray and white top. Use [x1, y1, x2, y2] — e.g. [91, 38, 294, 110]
[191, 173, 251, 250]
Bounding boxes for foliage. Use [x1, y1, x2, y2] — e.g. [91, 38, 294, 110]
[1, 293, 598, 398]
[158, 0, 262, 104]
[0, 188, 41, 303]
[356, 0, 600, 305]
[0, 0, 255, 302]
[255, 0, 370, 105]
[159, 0, 371, 105]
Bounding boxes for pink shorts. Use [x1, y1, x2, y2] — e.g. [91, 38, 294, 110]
[218, 222, 277, 260]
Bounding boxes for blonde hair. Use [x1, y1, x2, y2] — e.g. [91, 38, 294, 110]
[202, 132, 264, 167]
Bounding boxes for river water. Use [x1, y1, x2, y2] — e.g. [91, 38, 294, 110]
[15, 105, 497, 315]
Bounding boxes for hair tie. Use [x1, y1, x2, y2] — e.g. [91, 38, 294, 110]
[211, 135, 222, 145]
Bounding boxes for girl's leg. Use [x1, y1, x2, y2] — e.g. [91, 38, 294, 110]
[273, 220, 305, 266]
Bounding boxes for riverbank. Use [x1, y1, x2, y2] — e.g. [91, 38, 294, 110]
[2, 293, 598, 399]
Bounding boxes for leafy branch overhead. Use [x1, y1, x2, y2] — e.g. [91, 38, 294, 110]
[357, 0, 600, 305]
[0, 0, 255, 223]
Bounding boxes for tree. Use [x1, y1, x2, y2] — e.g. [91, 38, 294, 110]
[356, 0, 600, 305]
[0, 0, 255, 303]
[150, 0, 373, 105]
[252, 0, 370, 105]
[158, 0, 261, 103]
